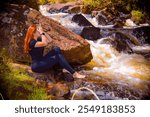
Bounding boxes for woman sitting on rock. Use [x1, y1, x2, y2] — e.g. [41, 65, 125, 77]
[24, 24, 85, 79]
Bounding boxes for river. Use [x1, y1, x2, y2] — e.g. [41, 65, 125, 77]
[39, 5, 150, 100]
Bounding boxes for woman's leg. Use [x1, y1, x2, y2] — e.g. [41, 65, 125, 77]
[44, 47, 85, 78]
[53, 47, 75, 74]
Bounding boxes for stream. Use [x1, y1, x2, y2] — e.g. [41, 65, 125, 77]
[39, 5, 150, 100]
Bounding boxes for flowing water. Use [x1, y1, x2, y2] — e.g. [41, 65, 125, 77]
[39, 6, 150, 100]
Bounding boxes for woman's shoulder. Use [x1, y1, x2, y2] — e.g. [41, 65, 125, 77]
[29, 39, 37, 49]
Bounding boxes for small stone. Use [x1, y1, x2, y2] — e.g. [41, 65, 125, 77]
[47, 83, 70, 97]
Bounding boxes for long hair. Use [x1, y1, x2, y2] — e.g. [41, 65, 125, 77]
[24, 24, 36, 53]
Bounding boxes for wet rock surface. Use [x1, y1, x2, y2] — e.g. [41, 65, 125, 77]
[132, 26, 150, 44]
[81, 27, 101, 40]
[44, 2, 82, 14]
[72, 14, 94, 27]
[46, 2, 75, 13]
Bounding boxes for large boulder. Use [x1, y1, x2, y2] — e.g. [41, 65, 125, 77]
[132, 26, 150, 44]
[72, 14, 93, 27]
[95, 12, 108, 25]
[92, 10, 110, 25]
[112, 32, 134, 53]
[93, 8, 128, 26]
[0, 4, 92, 65]
[81, 27, 101, 40]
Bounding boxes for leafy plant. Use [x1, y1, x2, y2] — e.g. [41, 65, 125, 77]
[131, 10, 144, 23]
[38, 0, 48, 5]
[47, 0, 75, 4]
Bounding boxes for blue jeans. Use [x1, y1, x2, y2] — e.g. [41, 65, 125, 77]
[31, 47, 75, 74]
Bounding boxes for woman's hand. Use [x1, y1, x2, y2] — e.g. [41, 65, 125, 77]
[37, 25, 44, 34]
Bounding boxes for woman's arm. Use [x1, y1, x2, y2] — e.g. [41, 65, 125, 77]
[35, 34, 48, 47]
[34, 25, 49, 47]
[44, 32, 52, 43]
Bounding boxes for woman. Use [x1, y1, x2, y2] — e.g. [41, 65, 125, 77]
[24, 24, 85, 79]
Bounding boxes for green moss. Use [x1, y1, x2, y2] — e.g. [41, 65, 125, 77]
[0, 49, 49, 100]
[81, 0, 113, 13]
[82, 0, 102, 12]
[28, 88, 48, 100]
[0, 65, 49, 100]
[83, 0, 102, 8]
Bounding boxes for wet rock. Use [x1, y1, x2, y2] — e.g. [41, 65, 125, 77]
[132, 26, 150, 44]
[94, 8, 128, 26]
[91, 11, 99, 17]
[94, 9, 115, 25]
[95, 12, 108, 25]
[68, 5, 81, 14]
[47, 83, 70, 97]
[100, 9, 115, 23]
[101, 32, 133, 53]
[112, 12, 129, 27]
[0, 4, 92, 65]
[113, 19, 125, 28]
[72, 14, 93, 27]
[81, 27, 101, 40]
[112, 32, 133, 53]
[46, 3, 75, 13]
[45, 2, 82, 13]
[62, 70, 74, 82]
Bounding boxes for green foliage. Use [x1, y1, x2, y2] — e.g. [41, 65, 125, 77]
[0, 48, 11, 63]
[83, 0, 102, 8]
[47, 0, 75, 4]
[131, 10, 144, 23]
[0, 65, 49, 100]
[38, 0, 48, 5]
[82, 0, 108, 13]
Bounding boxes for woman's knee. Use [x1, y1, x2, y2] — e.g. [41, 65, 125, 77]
[53, 47, 61, 54]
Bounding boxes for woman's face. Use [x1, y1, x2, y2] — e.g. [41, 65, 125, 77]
[33, 28, 40, 39]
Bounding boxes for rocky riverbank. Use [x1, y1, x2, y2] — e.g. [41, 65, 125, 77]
[0, 1, 150, 100]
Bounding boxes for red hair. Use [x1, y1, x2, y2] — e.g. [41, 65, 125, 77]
[24, 24, 36, 53]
